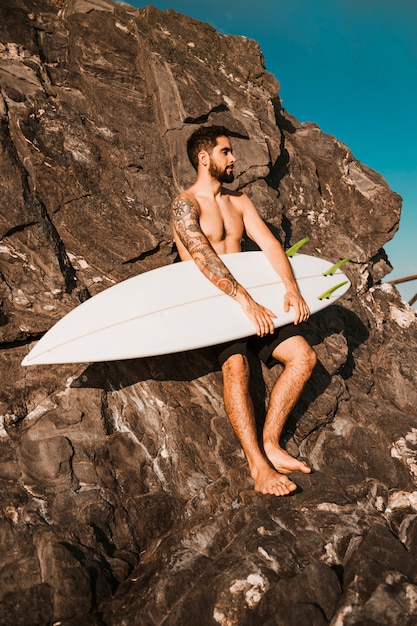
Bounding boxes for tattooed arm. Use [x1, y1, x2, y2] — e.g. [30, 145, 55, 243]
[171, 194, 276, 336]
[172, 195, 239, 295]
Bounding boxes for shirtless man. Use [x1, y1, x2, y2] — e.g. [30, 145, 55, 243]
[171, 125, 317, 496]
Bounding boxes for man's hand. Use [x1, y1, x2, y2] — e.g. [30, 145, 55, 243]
[283, 290, 310, 325]
[236, 287, 310, 336]
[236, 290, 277, 337]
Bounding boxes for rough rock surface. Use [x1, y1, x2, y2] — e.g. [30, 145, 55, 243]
[0, 1, 416, 625]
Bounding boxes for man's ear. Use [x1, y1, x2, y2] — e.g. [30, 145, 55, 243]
[198, 150, 209, 167]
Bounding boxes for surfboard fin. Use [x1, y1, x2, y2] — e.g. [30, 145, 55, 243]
[317, 281, 349, 300]
[285, 237, 310, 257]
[322, 257, 350, 276]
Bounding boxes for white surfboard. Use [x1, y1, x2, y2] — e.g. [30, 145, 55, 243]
[21, 252, 350, 365]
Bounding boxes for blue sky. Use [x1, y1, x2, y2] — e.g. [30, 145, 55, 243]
[131, 0, 417, 305]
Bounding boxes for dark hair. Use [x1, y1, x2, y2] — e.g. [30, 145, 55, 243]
[186, 125, 229, 170]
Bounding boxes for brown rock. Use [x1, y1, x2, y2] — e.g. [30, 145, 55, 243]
[0, 1, 415, 625]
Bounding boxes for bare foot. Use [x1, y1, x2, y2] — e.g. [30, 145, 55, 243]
[264, 442, 311, 475]
[252, 465, 298, 496]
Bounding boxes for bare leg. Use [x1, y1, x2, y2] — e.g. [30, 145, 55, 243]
[222, 354, 297, 496]
[263, 336, 317, 474]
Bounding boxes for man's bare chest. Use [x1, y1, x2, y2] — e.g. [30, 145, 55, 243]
[199, 201, 244, 245]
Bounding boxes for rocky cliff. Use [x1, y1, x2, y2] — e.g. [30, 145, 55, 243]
[1, 1, 417, 624]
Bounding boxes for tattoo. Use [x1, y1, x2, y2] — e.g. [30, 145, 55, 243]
[171, 195, 239, 298]
[171, 196, 192, 220]
[216, 277, 238, 297]
[201, 257, 238, 297]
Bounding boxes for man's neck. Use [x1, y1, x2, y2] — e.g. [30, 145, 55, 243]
[192, 172, 222, 199]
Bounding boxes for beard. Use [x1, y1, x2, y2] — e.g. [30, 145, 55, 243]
[209, 160, 235, 184]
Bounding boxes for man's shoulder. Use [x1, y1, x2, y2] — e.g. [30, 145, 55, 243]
[173, 188, 198, 204]
[171, 189, 200, 217]
[222, 187, 248, 204]
[223, 188, 253, 211]
[221, 186, 243, 198]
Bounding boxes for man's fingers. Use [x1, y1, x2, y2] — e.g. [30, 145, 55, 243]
[242, 296, 277, 336]
[284, 293, 310, 324]
[252, 310, 274, 336]
[263, 308, 276, 334]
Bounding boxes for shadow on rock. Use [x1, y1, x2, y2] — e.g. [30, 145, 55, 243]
[70, 345, 221, 390]
[305, 304, 369, 377]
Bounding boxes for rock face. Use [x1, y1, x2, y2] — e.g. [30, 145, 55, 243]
[0, 1, 416, 624]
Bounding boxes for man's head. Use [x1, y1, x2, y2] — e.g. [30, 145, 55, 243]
[186, 125, 235, 183]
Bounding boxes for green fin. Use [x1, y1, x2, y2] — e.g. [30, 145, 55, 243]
[285, 237, 310, 257]
[318, 281, 349, 300]
[322, 257, 350, 276]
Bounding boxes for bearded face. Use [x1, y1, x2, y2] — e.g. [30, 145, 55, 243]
[208, 158, 235, 184]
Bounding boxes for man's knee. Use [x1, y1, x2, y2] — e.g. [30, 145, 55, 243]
[293, 339, 316, 372]
[304, 343, 317, 373]
[222, 353, 249, 379]
[272, 336, 317, 372]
